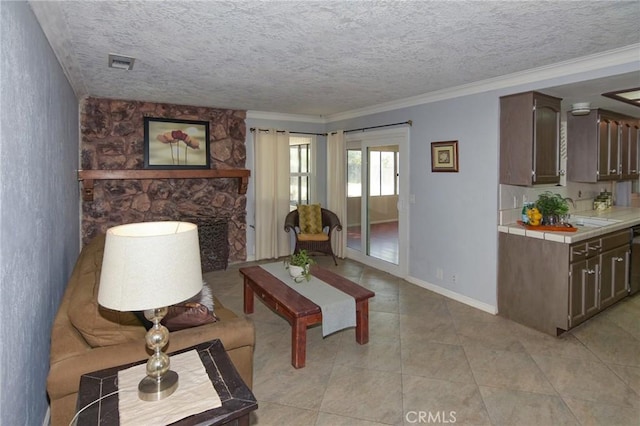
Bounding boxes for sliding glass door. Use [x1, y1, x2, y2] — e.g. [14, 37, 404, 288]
[346, 128, 409, 276]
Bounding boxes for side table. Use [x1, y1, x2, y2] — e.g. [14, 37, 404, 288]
[75, 339, 257, 425]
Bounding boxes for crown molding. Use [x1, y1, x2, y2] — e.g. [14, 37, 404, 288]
[326, 44, 640, 123]
[246, 110, 327, 123]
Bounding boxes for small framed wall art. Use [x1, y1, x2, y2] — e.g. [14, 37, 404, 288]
[431, 140, 459, 172]
[144, 117, 210, 169]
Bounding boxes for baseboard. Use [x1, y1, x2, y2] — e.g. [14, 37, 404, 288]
[405, 275, 498, 315]
[42, 406, 50, 426]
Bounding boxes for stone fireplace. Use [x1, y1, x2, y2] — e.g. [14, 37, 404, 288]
[80, 97, 248, 264]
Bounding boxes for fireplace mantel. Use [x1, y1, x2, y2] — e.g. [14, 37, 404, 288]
[77, 169, 250, 201]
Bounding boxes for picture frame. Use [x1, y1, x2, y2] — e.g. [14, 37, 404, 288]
[144, 117, 210, 169]
[431, 140, 459, 172]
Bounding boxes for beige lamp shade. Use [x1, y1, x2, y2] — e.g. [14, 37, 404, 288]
[98, 221, 203, 311]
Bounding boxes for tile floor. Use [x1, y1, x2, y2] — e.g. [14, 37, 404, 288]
[205, 256, 640, 426]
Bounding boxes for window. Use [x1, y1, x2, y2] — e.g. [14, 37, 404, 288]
[370, 150, 398, 196]
[290, 135, 315, 210]
[347, 147, 399, 197]
[347, 149, 362, 197]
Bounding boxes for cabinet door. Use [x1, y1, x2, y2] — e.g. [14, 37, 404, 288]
[598, 116, 620, 180]
[621, 120, 639, 179]
[600, 245, 630, 309]
[632, 122, 639, 178]
[569, 258, 599, 327]
[619, 121, 630, 178]
[533, 96, 561, 184]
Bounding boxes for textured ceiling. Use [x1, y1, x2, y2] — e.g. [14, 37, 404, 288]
[30, 1, 640, 116]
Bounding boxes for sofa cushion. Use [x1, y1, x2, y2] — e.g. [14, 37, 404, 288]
[67, 242, 145, 348]
[298, 203, 323, 234]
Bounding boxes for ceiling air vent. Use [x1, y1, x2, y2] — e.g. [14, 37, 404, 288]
[108, 54, 135, 70]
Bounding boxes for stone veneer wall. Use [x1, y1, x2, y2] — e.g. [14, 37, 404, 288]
[81, 97, 247, 262]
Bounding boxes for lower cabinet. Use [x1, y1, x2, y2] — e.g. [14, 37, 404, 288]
[568, 258, 599, 327]
[599, 245, 630, 309]
[498, 228, 631, 335]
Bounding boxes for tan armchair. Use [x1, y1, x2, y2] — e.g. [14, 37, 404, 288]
[284, 207, 342, 265]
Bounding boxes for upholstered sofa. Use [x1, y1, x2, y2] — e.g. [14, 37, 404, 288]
[46, 234, 255, 426]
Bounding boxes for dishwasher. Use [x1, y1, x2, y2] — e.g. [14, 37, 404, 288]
[632, 226, 640, 295]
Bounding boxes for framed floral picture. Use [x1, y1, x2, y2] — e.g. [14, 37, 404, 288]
[431, 140, 459, 172]
[144, 117, 210, 169]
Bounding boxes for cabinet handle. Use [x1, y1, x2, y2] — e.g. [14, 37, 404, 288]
[631, 170, 637, 173]
[585, 269, 596, 275]
[573, 250, 587, 256]
[609, 169, 617, 173]
[615, 257, 624, 262]
[558, 169, 566, 176]
[589, 246, 601, 251]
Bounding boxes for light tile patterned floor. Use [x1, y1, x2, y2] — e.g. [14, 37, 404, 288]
[204, 256, 640, 426]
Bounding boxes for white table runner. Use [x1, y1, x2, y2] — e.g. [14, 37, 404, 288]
[260, 262, 356, 336]
[117, 350, 221, 425]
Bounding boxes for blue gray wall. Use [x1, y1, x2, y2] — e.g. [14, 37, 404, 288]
[1, 2, 80, 424]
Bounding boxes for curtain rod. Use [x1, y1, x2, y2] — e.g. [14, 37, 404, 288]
[338, 120, 412, 134]
[249, 127, 327, 137]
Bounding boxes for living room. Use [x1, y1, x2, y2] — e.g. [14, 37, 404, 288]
[2, 1, 639, 425]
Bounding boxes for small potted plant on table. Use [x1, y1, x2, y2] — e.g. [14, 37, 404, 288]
[285, 250, 315, 282]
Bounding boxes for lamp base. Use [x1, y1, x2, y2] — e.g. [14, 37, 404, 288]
[138, 370, 179, 401]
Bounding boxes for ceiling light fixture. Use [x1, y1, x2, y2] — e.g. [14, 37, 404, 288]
[570, 102, 591, 116]
[108, 54, 135, 70]
[602, 87, 640, 109]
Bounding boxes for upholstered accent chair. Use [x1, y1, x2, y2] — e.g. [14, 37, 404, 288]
[284, 207, 342, 265]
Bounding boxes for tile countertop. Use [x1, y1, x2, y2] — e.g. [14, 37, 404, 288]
[498, 207, 640, 244]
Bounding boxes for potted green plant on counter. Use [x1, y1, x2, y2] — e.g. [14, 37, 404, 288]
[535, 191, 571, 226]
[284, 250, 315, 282]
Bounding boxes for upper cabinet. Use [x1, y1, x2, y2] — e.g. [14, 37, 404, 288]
[567, 109, 639, 183]
[500, 91, 562, 186]
[620, 119, 639, 180]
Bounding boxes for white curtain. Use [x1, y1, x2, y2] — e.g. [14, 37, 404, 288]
[254, 129, 291, 260]
[326, 130, 346, 258]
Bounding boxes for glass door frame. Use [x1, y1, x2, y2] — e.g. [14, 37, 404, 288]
[345, 127, 409, 278]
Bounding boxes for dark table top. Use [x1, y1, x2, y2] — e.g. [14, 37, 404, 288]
[75, 339, 257, 425]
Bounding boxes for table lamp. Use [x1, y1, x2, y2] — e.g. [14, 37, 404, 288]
[98, 221, 203, 401]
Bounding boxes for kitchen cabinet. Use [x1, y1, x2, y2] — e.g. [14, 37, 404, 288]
[498, 228, 631, 335]
[567, 230, 630, 328]
[500, 91, 562, 186]
[567, 109, 639, 182]
[620, 119, 640, 180]
[568, 244, 599, 327]
[599, 245, 629, 309]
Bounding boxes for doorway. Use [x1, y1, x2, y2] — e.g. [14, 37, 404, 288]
[345, 128, 409, 277]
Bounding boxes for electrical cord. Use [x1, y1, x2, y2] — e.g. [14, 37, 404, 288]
[68, 387, 136, 426]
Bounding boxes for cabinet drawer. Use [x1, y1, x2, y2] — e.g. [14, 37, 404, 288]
[570, 242, 589, 262]
[601, 229, 631, 251]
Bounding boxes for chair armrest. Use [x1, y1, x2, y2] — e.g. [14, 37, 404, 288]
[284, 210, 299, 233]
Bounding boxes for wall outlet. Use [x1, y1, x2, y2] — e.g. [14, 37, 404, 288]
[452, 273, 458, 283]
[436, 268, 443, 280]
[409, 194, 416, 204]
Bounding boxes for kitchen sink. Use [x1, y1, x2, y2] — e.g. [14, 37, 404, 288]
[572, 216, 621, 228]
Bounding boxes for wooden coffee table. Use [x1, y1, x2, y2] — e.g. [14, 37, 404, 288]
[240, 265, 375, 368]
